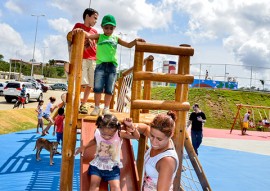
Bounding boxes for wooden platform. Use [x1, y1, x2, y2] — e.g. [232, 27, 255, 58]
[77, 108, 156, 128]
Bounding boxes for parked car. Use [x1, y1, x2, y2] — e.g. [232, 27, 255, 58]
[3, 82, 43, 103]
[50, 83, 68, 91]
[0, 82, 7, 96]
[36, 79, 45, 84]
[31, 81, 42, 90]
[40, 83, 49, 93]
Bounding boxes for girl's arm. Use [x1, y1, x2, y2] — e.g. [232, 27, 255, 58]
[118, 38, 145, 48]
[35, 105, 40, 113]
[156, 157, 177, 191]
[50, 104, 58, 113]
[74, 138, 96, 156]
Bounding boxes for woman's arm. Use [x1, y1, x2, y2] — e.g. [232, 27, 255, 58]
[156, 157, 177, 191]
[120, 118, 140, 139]
[136, 122, 151, 138]
[118, 38, 145, 48]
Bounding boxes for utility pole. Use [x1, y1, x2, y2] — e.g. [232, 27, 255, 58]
[31, 14, 45, 78]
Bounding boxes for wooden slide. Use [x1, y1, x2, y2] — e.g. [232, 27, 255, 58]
[80, 119, 139, 191]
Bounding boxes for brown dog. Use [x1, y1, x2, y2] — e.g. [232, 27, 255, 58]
[33, 138, 59, 165]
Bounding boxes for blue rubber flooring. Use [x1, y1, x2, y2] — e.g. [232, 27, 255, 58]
[0, 128, 269, 191]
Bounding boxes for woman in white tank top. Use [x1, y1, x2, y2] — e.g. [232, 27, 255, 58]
[127, 111, 179, 191]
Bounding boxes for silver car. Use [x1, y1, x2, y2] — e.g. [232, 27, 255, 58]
[0, 82, 7, 96]
[3, 82, 43, 103]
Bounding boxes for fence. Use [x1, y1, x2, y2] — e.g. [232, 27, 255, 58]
[190, 63, 270, 91]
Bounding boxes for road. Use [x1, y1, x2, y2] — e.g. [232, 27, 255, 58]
[0, 89, 66, 110]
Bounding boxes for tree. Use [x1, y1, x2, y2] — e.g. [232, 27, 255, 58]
[260, 80, 265, 91]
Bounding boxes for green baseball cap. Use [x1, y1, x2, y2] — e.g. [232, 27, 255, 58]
[101, 14, 116, 26]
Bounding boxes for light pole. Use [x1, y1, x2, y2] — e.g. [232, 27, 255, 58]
[42, 46, 48, 76]
[31, 14, 45, 78]
[118, 32, 127, 72]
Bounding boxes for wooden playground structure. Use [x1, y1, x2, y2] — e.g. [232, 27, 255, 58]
[60, 31, 211, 191]
[230, 104, 270, 133]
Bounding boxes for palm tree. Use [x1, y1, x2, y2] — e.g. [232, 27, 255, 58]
[260, 80, 265, 91]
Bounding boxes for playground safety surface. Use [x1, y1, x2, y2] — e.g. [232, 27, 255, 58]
[0, 127, 269, 191]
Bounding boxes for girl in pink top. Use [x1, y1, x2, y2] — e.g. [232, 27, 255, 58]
[75, 114, 140, 191]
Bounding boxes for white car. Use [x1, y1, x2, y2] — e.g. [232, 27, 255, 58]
[0, 82, 7, 96]
[3, 81, 43, 103]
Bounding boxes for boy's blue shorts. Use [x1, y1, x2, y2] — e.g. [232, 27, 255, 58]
[93, 62, 117, 95]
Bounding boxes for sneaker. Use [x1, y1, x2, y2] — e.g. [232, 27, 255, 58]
[90, 107, 100, 116]
[79, 104, 88, 114]
[102, 108, 111, 115]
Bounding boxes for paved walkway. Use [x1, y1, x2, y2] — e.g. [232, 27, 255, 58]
[202, 128, 270, 156]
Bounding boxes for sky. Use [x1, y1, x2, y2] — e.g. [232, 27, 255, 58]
[0, 0, 270, 88]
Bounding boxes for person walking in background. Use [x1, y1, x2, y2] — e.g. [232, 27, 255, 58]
[42, 97, 58, 136]
[35, 100, 44, 134]
[205, 70, 209, 80]
[72, 8, 99, 114]
[74, 114, 139, 191]
[242, 110, 251, 135]
[73, 14, 145, 116]
[187, 104, 206, 155]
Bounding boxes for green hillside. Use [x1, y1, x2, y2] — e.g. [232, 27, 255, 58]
[151, 87, 270, 129]
[1, 87, 270, 135]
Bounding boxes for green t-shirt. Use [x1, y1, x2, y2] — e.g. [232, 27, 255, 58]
[96, 34, 118, 66]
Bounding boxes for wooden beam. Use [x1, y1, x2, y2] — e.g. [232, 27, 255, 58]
[133, 71, 194, 84]
[135, 42, 194, 56]
[131, 100, 190, 111]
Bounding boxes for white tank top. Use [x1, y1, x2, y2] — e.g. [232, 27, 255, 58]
[143, 140, 179, 191]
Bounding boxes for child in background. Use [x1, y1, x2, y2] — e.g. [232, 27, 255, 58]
[53, 107, 65, 155]
[35, 100, 44, 134]
[73, 14, 145, 116]
[42, 97, 58, 136]
[20, 84, 26, 108]
[242, 110, 251, 135]
[72, 8, 99, 114]
[74, 114, 140, 190]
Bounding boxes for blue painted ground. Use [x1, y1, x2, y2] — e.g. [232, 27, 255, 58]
[0, 128, 269, 191]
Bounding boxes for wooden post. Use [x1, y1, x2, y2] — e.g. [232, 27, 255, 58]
[142, 56, 154, 113]
[60, 31, 84, 191]
[131, 51, 145, 189]
[230, 104, 242, 133]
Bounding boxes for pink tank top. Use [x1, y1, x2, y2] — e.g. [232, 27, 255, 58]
[90, 128, 123, 170]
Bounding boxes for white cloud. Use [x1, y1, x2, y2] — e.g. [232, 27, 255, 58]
[5, 0, 23, 14]
[43, 35, 69, 62]
[48, 18, 73, 34]
[163, 0, 270, 69]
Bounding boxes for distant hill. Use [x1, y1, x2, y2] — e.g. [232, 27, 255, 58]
[151, 87, 270, 129]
